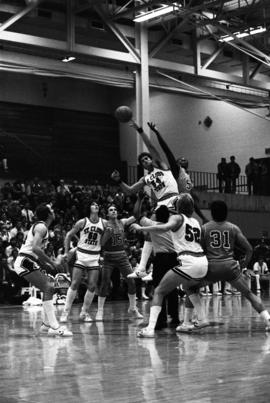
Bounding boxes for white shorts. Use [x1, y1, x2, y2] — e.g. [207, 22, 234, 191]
[156, 195, 179, 210]
[172, 254, 208, 279]
[74, 250, 100, 270]
[14, 254, 40, 277]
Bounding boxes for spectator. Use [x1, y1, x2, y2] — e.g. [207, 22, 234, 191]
[217, 157, 229, 193]
[253, 257, 269, 293]
[5, 237, 19, 258]
[57, 179, 71, 195]
[21, 202, 34, 228]
[253, 237, 270, 263]
[227, 156, 241, 193]
[259, 161, 269, 196]
[9, 220, 26, 240]
[245, 157, 259, 195]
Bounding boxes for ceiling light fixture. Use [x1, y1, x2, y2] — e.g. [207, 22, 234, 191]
[134, 2, 181, 23]
[62, 56, 76, 63]
[219, 26, 266, 42]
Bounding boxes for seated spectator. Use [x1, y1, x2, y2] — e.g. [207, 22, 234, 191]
[21, 202, 34, 228]
[0, 224, 10, 244]
[9, 220, 27, 240]
[7, 248, 19, 272]
[5, 237, 19, 258]
[253, 257, 269, 293]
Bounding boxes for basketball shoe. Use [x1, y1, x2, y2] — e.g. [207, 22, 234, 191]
[137, 327, 155, 338]
[79, 312, 93, 322]
[39, 322, 50, 334]
[48, 326, 73, 337]
[128, 307, 144, 319]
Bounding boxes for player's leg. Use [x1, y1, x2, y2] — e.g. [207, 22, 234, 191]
[119, 254, 143, 319]
[80, 267, 100, 322]
[128, 234, 152, 278]
[231, 275, 270, 328]
[60, 266, 83, 322]
[95, 260, 114, 321]
[14, 255, 72, 336]
[25, 270, 72, 336]
[138, 269, 203, 337]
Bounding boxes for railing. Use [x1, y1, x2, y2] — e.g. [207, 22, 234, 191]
[190, 171, 248, 194]
[127, 165, 248, 194]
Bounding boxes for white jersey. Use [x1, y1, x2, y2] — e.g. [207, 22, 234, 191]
[144, 167, 179, 202]
[172, 214, 203, 255]
[77, 217, 104, 255]
[19, 221, 48, 260]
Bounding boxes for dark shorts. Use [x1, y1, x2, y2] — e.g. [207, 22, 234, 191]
[187, 259, 241, 294]
[206, 259, 242, 283]
[103, 252, 132, 276]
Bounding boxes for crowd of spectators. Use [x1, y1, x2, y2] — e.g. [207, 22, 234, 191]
[0, 176, 152, 303]
[0, 175, 270, 303]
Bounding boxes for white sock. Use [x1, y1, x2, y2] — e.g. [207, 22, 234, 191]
[42, 310, 49, 326]
[97, 296, 106, 311]
[141, 287, 147, 297]
[255, 275, 260, 290]
[43, 300, 59, 329]
[148, 306, 161, 331]
[137, 241, 152, 272]
[260, 310, 270, 322]
[81, 290, 95, 313]
[128, 293, 136, 310]
[184, 307, 193, 324]
[213, 282, 219, 293]
[189, 293, 207, 322]
[64, 287, 77, 313]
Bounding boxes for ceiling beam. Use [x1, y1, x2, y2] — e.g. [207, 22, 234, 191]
[149, 17, 189, 58]
[0, 0, 42, 33]
[0, 30, 270, 92]
[94, 5, 141, 63]
[249, 62, 263, 80]
[201, 46, 224, 70]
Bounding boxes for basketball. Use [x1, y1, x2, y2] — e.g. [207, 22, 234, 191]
[114, 106, 133, 123]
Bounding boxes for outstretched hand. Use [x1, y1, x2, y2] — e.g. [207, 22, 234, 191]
[129, 120, 140, 131]
[147, 122, 158, 133]
[130, 223, 143, 232]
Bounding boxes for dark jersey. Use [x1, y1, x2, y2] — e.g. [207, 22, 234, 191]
[103, 220, 126, 252]
[202, 220, 243, 261]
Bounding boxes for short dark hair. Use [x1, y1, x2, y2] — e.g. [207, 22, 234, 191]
[107, 204, 117, 213]
[175, 193, 194, 217]
[155, 205, 170, 223]
[138, 152, 152, 166]
[210, 200, 228, 221]
[35, 204, 51, 221]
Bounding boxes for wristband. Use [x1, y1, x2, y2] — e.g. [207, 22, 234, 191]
[137, 127, 143, 134]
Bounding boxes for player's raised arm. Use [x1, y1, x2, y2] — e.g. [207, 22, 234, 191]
[147, 122, 179, 178]
[111, 170, 145, 195]
[130, 120, 168, 170]
[131, 214, 182, 234]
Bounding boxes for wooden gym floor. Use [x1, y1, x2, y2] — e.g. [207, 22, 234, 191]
[1, 295, 270, 403]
